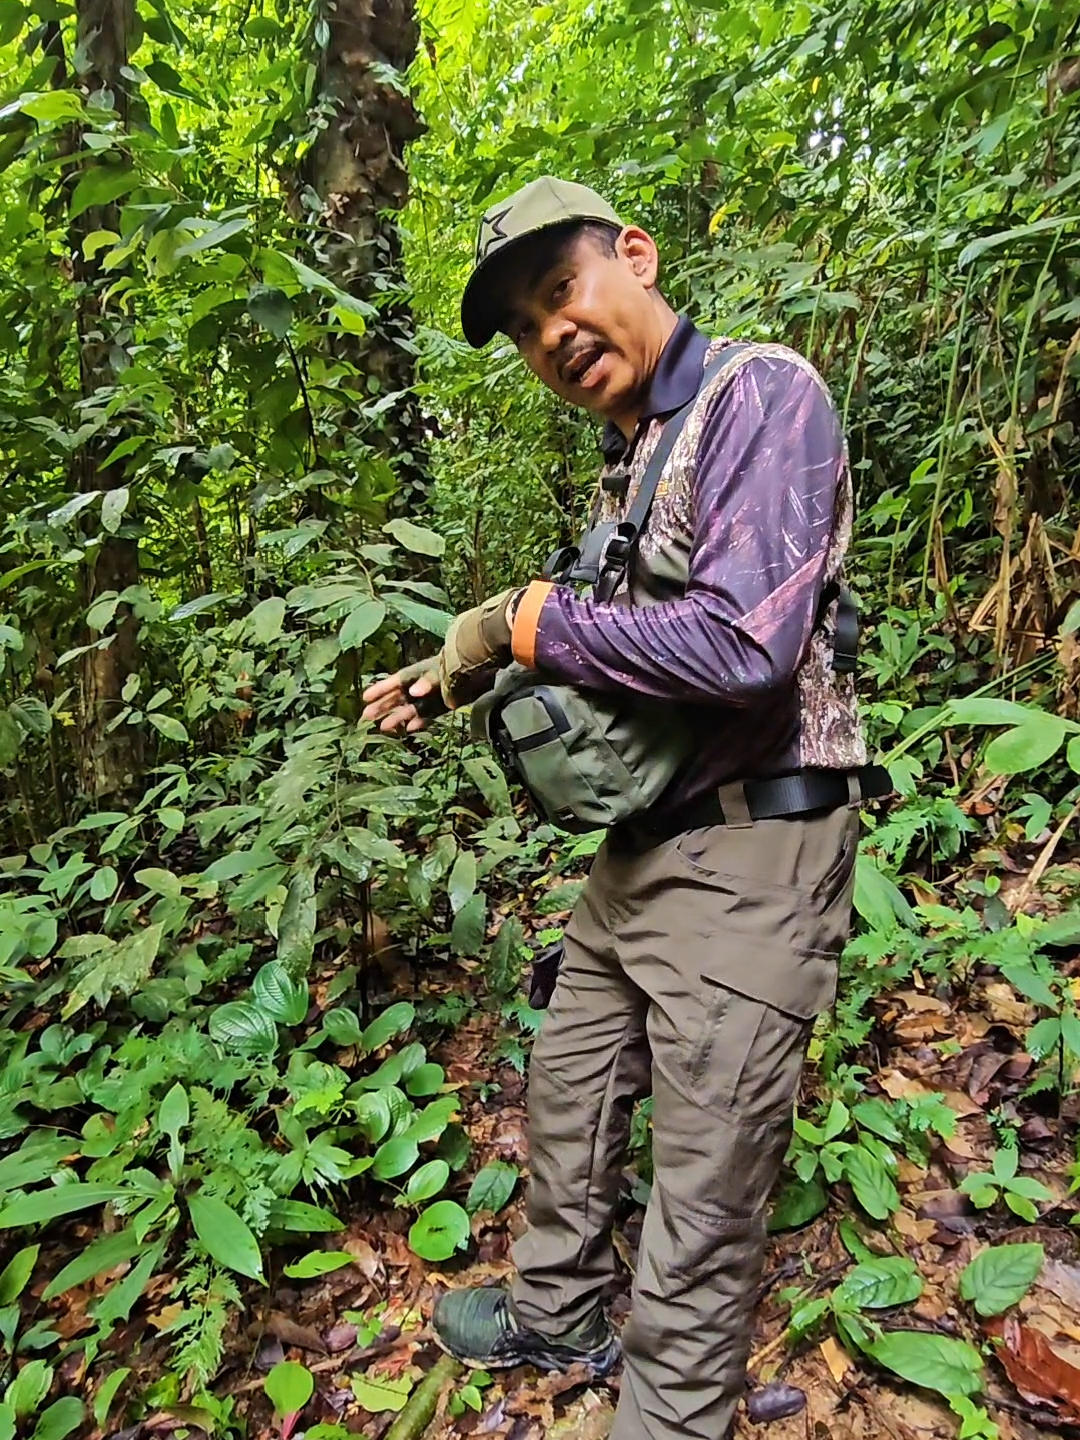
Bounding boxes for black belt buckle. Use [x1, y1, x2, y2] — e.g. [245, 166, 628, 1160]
[528, 941, 563, 1009]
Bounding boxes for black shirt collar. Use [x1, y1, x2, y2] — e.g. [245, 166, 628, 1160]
[600, 316, 709, 465]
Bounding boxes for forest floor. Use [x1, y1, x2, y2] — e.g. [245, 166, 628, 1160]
[201, 853, 1080, 1440]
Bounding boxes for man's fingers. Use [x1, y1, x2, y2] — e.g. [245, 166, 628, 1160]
[379, 703, 424, 734]
[361, 689, 405, 723]
[362, 673, 402, 705]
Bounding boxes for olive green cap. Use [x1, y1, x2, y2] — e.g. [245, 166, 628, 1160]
[460, 176, 623, 347]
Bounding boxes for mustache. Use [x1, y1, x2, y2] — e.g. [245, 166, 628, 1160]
[558, 339, 603, 383]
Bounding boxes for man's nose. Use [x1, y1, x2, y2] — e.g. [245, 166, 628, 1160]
[540, 311, 575, 355]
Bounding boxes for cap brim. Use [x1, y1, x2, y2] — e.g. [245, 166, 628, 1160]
[460, 218, 607, 348]
[460, 252, 512, 349]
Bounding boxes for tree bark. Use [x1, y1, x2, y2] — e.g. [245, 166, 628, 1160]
[71, 0, 142, 800]
[302, 0, 427, 507]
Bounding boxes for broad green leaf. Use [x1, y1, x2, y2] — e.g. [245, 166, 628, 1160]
[7, 1359, 51, 1417]
[188, 1193, 264, 1282]
[958, 214, 1079, 268]
[62, 922, 164, 1020]
[325, 1007, 364, 1047]
[404, 1160, 450, 1204]
[89, 865, 118, 901]
[135, 867, 181, 898]
[351, 1373, 411, 1413]
[265, 1360, 314, 1419]
[371, 1136, 418, 1181]
[843, 1146, 899, 1220]
[248, 285, 293, 338]
[147, 713, 189, 744]
[92, 1239, 165, 1330]
[351, 1090, 391, 1143]
[362, 1001, 416, 1054]
[277, 865, 317, 979]
[175, 215, 252, 257]
[69, 166, 137, 220]
[253, 961, 309, 1025]
[282, 1251, 354, 1280]
[30, 1398, 83, 1440]
[170, 593, 228, 621]
[836, 1256, 923, 1310]
[447, 851, 476, 914]
[944, 698, 1048, 728]
[984, 715, 1068, 774]
[23, 91, 83, 123]
[404, 1095, 460, 1144]
[0, 1140, 80, 1199]
[208, 1001, 278, 1056]
[384, 594, 452, 637]
[767, 1176, 828, 1232]
[247, 595, 287, 643]
[868, 1330, 983, 1397]
[451, 893, 487, 956]
[92, 1368, 129, 1428]
[339, 600, 386, 650]
[383, 518, 446, 557]
[0, 1244, 38, 1304]
[42, 1227, 143, 1301]
[100, 488, 128, 534]
[854, 856, 916, 932]
[10, 697, 50, 736]
[959, 1243, 1044, 1317]
[465, 1161, 519, 1217]
[409, 1200, 471, 1262]
[265, 1200, 343, 1233]
[405, 1063, 445, 1097]
[157, 1083, 189, 1137]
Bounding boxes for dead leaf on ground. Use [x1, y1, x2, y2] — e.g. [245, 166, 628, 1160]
[820, 1335, 853, 1384]
[1039, 1260, 1080, 1316]
[985, 1314, 1080, 1421]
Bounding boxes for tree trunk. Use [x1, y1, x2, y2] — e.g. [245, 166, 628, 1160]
[71, 0, 142, 800]
[302, 0, 426, 508]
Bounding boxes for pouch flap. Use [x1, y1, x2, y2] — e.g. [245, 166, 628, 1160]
[702, 944, 837, 1021]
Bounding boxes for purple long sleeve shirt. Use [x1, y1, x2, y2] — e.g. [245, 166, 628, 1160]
[510, 320, 867, 806]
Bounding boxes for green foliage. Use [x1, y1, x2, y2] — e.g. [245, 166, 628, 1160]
[265, 1361, 315, 1422]
[958, 1145, 1055, 1223]
[958, 1243, 1045, 1317]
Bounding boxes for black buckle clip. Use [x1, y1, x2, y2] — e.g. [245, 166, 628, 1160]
[543, 545, 580, 584]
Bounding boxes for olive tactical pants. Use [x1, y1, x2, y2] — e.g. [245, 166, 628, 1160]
[510, 799, 859, 1440]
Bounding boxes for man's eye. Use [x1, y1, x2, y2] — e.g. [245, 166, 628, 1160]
[552, 277, 572, 303]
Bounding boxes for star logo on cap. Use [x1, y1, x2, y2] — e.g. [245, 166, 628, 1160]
[476, 206, 512, 264]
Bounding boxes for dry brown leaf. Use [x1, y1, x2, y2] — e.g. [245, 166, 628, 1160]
[893, 1210, 937, 1243]
[343, 1233, 381, 1280]
[891, 990, 950, 1014]
[985, 1314, 1080, 1420]
[266, 1311, 328, 1353]
[982, 981, 1034, 1031]
[146, 1302, 183, 1331]
[1040, 1260, 1080, 1316]
[820, 1336, 853, 1384]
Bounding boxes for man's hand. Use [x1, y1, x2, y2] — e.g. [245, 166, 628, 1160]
[362, 656, 444, 735]
[440, 588, 521, 708]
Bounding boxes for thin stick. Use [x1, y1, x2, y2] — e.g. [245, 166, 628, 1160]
[384, 1353, 464, 1440]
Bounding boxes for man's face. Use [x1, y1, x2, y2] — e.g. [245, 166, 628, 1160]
[498, 227, 665, 432]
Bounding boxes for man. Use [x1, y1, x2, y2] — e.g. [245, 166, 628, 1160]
[362, 177, 877, 1440]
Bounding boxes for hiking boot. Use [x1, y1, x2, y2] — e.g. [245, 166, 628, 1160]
[432, 1286, 620, 1376]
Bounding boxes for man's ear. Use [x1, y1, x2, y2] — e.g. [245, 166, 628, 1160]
[617, 227, 660, 288]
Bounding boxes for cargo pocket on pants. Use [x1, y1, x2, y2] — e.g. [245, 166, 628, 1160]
[688, 945, 838, 1119]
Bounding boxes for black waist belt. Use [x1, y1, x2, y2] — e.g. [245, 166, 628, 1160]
[610, 764, 893, 852]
